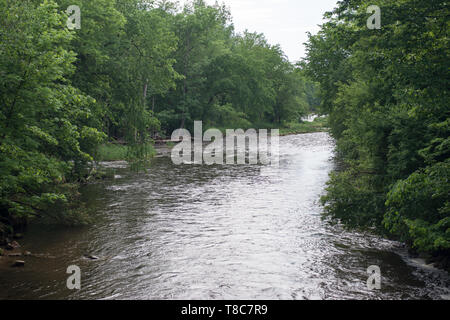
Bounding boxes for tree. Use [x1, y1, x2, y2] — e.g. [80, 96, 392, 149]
[305, 0, 449, 259]
[0, 0, 104, 232]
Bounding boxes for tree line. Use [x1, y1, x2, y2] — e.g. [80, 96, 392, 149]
[303, 0, 449, 265]
[0, 0, 318, 234]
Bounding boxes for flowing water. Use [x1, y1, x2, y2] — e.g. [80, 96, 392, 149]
[0, 132, 449, 300]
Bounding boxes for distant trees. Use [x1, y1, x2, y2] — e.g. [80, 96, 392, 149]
[156, 0, 310, 133]
[304, 0, 449, 259]
[0, 0, 314, 232]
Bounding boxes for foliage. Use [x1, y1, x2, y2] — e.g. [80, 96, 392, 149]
[384, 160, 450, 252]
[280, 117, 328, 135]
[0, 0, 104, 227]
[0, 0, 320, 232]
[96, 144, 128, 162]
[305, 0, 449, 256]
[155, 1, 311, 134]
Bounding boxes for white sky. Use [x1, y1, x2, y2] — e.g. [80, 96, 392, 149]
[183, 0, 339, 62]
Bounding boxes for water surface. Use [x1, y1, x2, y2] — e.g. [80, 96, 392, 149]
[1, 132, 448, 300]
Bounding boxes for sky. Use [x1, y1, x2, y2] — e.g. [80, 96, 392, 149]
[185, 0, 339, 62]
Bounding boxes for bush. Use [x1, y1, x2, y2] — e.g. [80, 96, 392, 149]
[384, 161, 450, 253]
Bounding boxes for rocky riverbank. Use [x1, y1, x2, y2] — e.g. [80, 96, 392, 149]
[0, 238, 29, 268]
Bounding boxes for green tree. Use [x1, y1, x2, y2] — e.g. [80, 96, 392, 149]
[0, 0, 104, 232]
[305, 0, 449, 259]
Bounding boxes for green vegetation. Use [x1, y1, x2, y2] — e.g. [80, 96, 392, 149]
[280, 117, 328, 136]
[0, 0, 318, 234]
[204, 117, 327, 136]
[96, 142, 156, 162]
[0, 0, 104, 235]
[96, 144, 129, 162]
[303, 0, 449, 265]
[5, 0, 445, 270]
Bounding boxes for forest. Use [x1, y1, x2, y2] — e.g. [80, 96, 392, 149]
[303, 0, 449, 266]
[0, 0, 449, 269]
[0, 0, 319, 234]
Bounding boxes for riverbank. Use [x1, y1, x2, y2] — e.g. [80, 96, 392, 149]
[0, 238, 30, 269]
[5, 119, 449, 276]
[1, 122, 328, 253]
[96, 142, 157, 162]
[279, 117, 328, 136]
[96, 117, 329, 161]
[1, 132, 448, 299]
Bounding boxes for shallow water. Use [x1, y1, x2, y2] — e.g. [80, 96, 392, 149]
[0, 132, 449, 300]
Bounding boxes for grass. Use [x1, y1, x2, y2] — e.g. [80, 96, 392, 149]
[96, 117, 328, 161]
[165, 141, 175, 148]
[204, 117, 328, 135]
[279, 117, 328, 136]
[96, 143, 157, 162]
[96, 143, 129, 161]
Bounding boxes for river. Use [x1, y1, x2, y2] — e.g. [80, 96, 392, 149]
[0, 132, 449, 300]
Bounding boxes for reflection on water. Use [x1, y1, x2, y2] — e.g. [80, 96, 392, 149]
[0, 132, 449, 300]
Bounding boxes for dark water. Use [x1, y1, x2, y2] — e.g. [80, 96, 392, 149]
[1, 132, 449, 300]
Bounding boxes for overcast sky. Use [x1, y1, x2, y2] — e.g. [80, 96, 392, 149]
[184, 0, 339, 62]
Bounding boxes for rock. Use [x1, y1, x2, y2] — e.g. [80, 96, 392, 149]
[6, 241, 20, 250]
[7, 252, 22, 257]
[84, 254, 99, 260]
[12, 260, 25, 267]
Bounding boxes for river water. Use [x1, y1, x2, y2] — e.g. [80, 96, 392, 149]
[0, 132, 449, 300]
